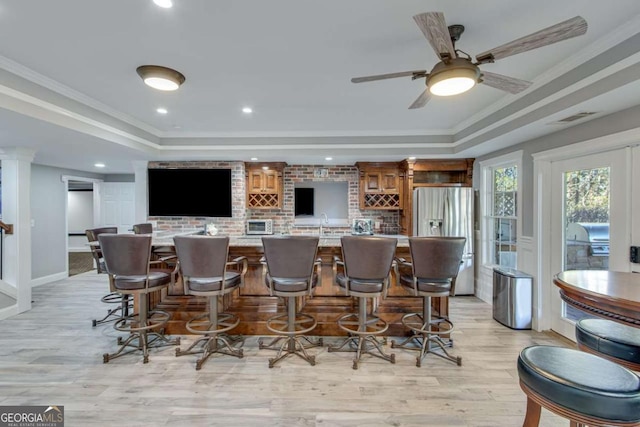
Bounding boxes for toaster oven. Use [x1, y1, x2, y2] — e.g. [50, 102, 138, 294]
[246, 219, 273, 235]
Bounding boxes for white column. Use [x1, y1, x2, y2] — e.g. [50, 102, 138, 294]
[133, 160, 148, 224]
[1, 147, 36, 313]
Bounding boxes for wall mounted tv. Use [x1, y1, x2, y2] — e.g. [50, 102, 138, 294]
[294, 187, 314, 216]
[148, 168, 232, 217]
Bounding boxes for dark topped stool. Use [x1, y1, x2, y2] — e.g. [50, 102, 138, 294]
[576, 318, 640, 372]
[517, 345, 640, 426]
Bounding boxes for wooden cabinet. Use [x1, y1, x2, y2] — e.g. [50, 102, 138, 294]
[363, 170, 400, 193]
[409, 159, 474, 186]
[245, 162, 286, 209]
[248, 169, 279, 194]
[356, 162, 403, 210]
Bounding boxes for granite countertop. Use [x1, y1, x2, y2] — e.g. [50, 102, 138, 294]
[150, 230, 409, 247]
[229, 234, 409, 247]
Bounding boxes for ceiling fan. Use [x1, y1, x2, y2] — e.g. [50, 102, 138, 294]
[351, 12, 588, 109]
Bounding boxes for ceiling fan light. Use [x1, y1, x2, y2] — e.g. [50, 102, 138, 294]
[136, 65, 185, 91]
[426, 58, 480, 97]
[429, 74, 476, 96]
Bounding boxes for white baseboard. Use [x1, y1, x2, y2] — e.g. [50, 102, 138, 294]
[31, 272, 68, 287]
[0, 304, 18, 320]
[0, 280, 17, 298]
[68, 247, 91, 253]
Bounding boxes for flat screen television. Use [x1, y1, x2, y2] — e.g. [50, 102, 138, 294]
[294, 187, 314, 216]
[148, 168, 232, 217]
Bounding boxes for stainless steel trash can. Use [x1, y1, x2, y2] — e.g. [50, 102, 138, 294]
[493, 267, 532, 329]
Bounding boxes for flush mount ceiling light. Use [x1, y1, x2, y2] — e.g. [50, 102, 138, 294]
[94, 163, 106, 168]
[426, 58, 480, 97]
[242, 107, 253, 114]
[153, 0, 173, 8]
[136, 65, 185, 91]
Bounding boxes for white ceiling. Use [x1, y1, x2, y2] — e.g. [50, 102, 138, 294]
[0, 0, 640, 173]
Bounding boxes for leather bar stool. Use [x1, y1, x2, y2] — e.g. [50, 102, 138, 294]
[99, 234, 180, 363]
[392, 236, 466, 367]
[259, 236, 323, 368]
[518, 345, 640, 426]
[576, 318, 640, 371]
[132, 222, 177, 266]
[85, 227, 132, 327]
[328, 235, 397, 369]
[173, 235, 247, 370]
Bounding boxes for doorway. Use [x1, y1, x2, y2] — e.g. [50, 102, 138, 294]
[63, 176, 102, 276]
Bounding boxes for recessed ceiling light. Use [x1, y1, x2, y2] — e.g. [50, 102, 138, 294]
[94, 163, 106, 168]
[136, 65, 185, 91]
[325, 157, 333, 161]
[153, 0, 173, 8]
[250, 157, 258, 161]
[156, 107, 168, 114]
[242, 107, 253, 114]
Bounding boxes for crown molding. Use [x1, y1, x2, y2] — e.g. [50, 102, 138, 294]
[0, 54, 162, 137]
[453, 13, 640, 135]
[156, 141, 454, 151]
[0, 83, 159, 152]
[159, 128, 453, 139]
[452, 51, 640, 149]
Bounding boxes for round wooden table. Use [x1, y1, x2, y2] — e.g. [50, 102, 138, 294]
[553, 270, 640, 327]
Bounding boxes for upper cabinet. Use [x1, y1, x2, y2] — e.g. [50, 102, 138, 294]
[245, 162, 286, 209]
[408, 159, 474, 187]
[356, 162, 404, 210]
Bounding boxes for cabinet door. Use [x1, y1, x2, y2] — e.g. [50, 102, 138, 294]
[364, 172, 382, 192]
[262, 170, 279, 193]
[381, 171, 399, 193]
[248, 170, 264, 193]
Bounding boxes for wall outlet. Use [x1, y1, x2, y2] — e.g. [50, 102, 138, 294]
[374, 221, 381, 229]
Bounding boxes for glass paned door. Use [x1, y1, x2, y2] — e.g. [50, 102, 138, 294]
[550, 149, 628, 340]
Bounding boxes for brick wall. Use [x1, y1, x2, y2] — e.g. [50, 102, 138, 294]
[148, 161, 400, 235]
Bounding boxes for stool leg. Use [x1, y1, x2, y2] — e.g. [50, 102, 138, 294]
[175, 295, 243, 370]
[258, 296, 321, 368]
[329, 297, 395, 369]
[103, 291, 178, 364]
[522, 396, 541, 427]
[393, 295, 461, 367]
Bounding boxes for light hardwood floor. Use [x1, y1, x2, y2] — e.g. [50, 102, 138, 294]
[0, 271, 572, 426]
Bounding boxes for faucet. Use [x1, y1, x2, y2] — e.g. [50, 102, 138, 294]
[319, 212, 329, 235]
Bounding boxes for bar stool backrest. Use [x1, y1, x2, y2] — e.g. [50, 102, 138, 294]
[132, 223, 153, 234]
[408, 236, 466, 280]
[340, 236, 397, 281]
[99, 234, 152, 277]
[262, 236, 319, 279]
[174, 235, 229, 278]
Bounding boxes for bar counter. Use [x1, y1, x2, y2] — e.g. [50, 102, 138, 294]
[153, 234, 448, 336]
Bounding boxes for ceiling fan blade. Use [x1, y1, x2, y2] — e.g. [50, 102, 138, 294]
[480, 71, 532, 94]
[476, 16, 587, 62]
[351, 70, 426, 83]
[408, 89, 431, 109]
[413, 12, 456, 60]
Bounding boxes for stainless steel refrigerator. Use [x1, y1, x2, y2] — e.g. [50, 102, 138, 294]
[412, 187, 475, 295]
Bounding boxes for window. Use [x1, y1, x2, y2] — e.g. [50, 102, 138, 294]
[481, 152, 522, 269]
